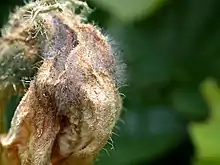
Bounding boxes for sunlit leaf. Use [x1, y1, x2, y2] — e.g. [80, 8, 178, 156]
[192, 79, 220, 164]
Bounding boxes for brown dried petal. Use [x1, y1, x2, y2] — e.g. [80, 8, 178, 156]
[0, 1, 124, 165]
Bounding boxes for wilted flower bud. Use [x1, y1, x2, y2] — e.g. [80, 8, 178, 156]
[0, 1, 125, 165]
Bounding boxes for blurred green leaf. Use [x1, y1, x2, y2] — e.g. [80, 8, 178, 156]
[89, 0, 166, 23]
[192, 79, 220, 164]
[196, 158, 220, 165]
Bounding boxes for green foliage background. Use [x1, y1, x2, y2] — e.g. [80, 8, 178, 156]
[1, 0, 220, 165]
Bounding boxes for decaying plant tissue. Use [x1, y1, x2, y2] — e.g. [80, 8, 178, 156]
[0, 0, 126, 165]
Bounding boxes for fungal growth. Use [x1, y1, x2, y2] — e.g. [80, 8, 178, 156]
[0, 0, 125, 165]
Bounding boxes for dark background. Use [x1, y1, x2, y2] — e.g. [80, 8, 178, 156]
[1, 0, 220, 165]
